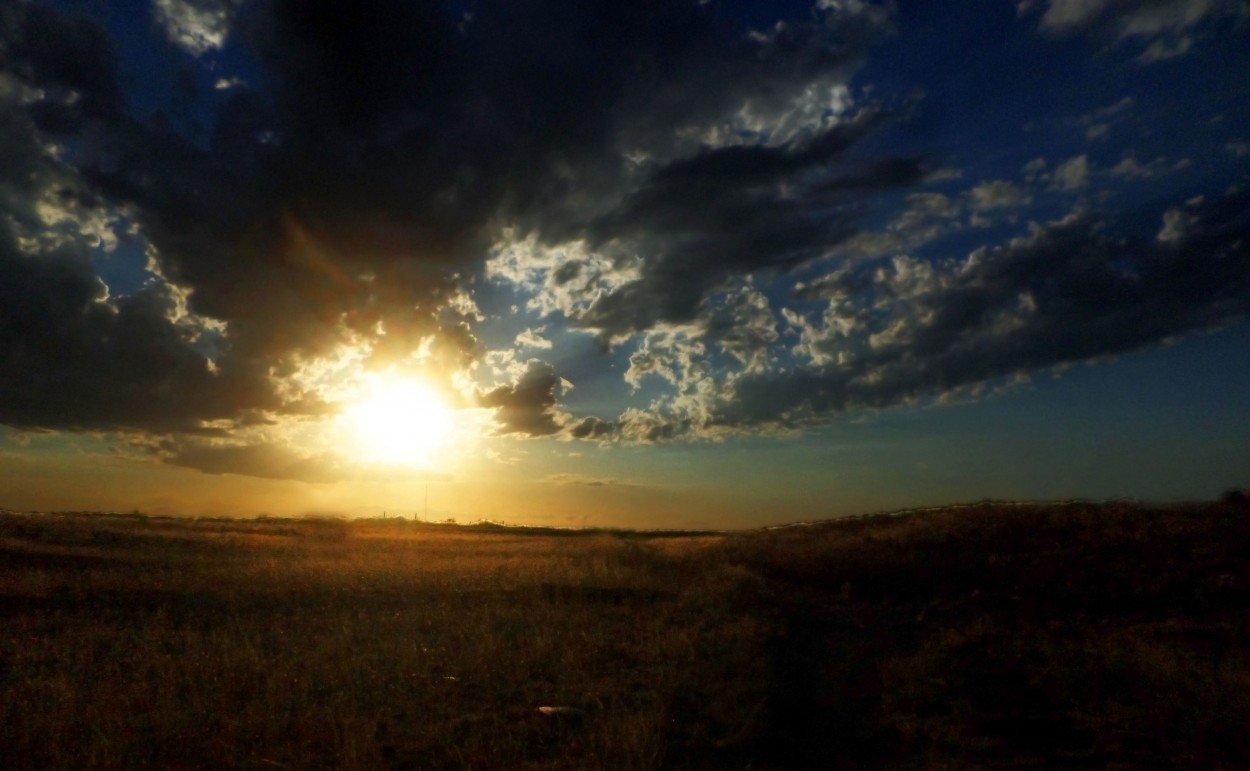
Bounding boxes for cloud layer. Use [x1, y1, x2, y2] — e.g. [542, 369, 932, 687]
[1, 1, 889, 436]
[2, 0, 1249, 477]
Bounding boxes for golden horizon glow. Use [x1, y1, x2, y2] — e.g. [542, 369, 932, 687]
[343, 374, 456, 468]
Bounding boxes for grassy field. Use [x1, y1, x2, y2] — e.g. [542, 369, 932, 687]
[1, 498, 1248, 769]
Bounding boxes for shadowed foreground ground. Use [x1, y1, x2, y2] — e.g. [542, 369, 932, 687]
[1, 498, 1248, 769]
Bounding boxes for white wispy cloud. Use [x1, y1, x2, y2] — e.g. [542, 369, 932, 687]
[152, 0, 237, 56]
[514, 328, 553, 350]
[1051, 154, 1089, 190]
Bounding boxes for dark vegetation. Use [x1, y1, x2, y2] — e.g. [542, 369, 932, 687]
[1, 498, 1248, 769]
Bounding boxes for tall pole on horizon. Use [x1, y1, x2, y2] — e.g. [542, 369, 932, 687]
[424, 482, 429, 522]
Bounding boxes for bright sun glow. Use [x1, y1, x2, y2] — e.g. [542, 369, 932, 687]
[343, 375, 455, 467]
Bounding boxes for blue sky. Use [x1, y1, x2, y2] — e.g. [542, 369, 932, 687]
[1, 0, 1248, 525]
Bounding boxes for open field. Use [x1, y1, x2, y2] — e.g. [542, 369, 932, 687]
[2, 499, 1249, 769]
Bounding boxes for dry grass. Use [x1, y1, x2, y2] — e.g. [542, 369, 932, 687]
[1, 498, 1248, 769]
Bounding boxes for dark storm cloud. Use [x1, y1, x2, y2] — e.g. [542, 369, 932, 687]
[1, 0, 899, 438]
[572, 109, 924, 345]
[164, 439, 343, 482]
[0, 4, 121, 121]
[714, 190, 1250, 429]
[0, 233, 281, 433]
[477, 359, 566, 437]
[0, 84, 283, 433]
[568, 416, 618, 441]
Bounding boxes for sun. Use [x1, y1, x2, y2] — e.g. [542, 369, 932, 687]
[343, 374, 455, 467]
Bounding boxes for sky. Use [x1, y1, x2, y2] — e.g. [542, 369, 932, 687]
[1, 0, 1248, 528]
